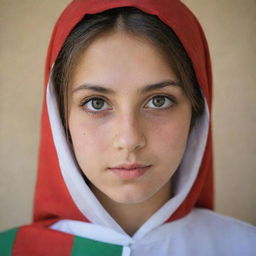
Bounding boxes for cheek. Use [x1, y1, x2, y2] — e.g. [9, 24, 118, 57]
[147, 109, 191, 160]
[69, 115, 112, 158]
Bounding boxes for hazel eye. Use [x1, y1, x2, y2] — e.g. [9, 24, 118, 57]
[145, 95, 174, 109]
[82, 97, 110, 112]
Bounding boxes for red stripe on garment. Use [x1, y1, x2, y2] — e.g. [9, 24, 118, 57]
[13, 225, 73, 256]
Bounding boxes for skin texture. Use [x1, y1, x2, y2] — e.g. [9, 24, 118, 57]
[68, 31, 192, 235]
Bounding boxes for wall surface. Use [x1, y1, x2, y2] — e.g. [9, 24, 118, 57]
[0, 0, 255, 231]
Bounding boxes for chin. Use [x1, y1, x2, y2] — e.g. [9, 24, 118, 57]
[106, 186, 154, 205]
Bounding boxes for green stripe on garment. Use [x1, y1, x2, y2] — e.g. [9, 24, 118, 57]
[0, 227, 18, 256]
[72, 235, 123, 256]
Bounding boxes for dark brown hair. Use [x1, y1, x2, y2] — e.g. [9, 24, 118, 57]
[52, 7, 204, 135]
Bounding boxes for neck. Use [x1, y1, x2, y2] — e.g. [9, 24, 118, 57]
[91, 181, 172, 236]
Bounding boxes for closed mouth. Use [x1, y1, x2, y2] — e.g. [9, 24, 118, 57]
[108, 165, 151, 179]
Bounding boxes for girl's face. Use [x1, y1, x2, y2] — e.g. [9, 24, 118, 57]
[68, 32, 192, 205]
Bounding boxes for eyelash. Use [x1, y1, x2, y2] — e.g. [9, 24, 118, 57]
[79, 94, 177, 115]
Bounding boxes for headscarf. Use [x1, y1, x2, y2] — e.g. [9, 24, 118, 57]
[10, 0, 213, 254]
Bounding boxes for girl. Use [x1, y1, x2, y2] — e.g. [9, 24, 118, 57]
[0, 0, 255, 255]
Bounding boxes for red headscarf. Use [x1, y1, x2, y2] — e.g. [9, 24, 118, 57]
[12, 0, 213, 254]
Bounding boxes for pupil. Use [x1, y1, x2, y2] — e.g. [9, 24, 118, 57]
[153, 96, 165, 107]
[92, 99, 104, 109]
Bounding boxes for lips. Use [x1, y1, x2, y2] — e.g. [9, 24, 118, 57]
[109, 163, 151, 170]
[108, 163, 151, 179]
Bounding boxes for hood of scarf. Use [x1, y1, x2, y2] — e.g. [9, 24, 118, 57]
[8, 0, 213, 254]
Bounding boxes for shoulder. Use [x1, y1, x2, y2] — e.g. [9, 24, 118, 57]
[0, 225, 74, 255]
[0, 224, 123, 255]
[190, 208, 256, 234]
[185, 208, 256, 255]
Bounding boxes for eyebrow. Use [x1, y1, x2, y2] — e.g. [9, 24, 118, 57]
[72, 79, 180, 94]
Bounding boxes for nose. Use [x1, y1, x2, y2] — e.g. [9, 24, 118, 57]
[113, 113, 146, 152]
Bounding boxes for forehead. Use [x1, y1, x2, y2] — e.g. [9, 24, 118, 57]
[70, 31, 178, 93]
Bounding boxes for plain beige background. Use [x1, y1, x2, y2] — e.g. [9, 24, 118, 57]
[0, 0, 255, 231]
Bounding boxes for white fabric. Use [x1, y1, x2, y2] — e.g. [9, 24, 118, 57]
[47, 77, 256, 255]
[51, 208, 256, 255]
